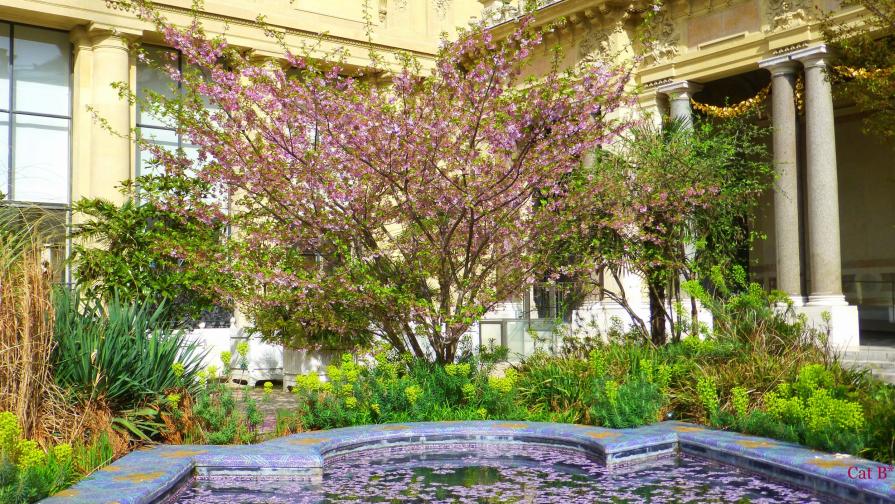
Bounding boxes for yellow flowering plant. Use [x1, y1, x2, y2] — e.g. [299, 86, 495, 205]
[0, 411, 21, 457]
[0, 411, 82, 500]
[404, 385, 423, 406]
[220, 351, 233, 370]
[290, 346, 525, 430]
[236, 341, 250, 369]
[16, 440, 46, 470]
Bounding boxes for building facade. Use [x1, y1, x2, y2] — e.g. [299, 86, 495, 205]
[1, 0, 891, 372]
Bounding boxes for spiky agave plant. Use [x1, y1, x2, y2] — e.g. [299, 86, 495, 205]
[52, 288, 207, 411]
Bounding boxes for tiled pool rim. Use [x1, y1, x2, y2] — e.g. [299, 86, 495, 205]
[41, 420, 895, 504]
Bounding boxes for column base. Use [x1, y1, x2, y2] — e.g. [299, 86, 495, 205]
[795, 302, 860, 353]
[776, 295, 806, 308]
[807, 294, 848, 306]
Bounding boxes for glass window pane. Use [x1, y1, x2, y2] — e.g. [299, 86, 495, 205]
[0, 24, 9, 110]
[13, 26, 70, 116]
[137, 47, 178, 127]
[137, 127, 178, 177]
[13, 114, 70, 204]
[0, 112, 8, 198]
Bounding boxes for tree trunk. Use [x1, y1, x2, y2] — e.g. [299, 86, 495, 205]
[401, 322, 428, 360]
[690, 294, 699, 337]
[648, 279, 667, 346]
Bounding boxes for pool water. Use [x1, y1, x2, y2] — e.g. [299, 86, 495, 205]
[170, 443, 833, 503]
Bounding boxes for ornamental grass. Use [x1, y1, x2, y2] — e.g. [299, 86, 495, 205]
[0, 205, 78, 445]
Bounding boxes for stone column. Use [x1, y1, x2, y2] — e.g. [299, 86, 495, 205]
[69, 26, 94, 207]
[759, 56, 804, 305]
[657, 80, 703, 130]
[88, 27, 133, 203]
[655, 80, 705, 336]
[792, 45, 846, 306]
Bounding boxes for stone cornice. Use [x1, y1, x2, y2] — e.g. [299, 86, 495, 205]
[104, 0, 438, 60]
[485, 0, 651, 36]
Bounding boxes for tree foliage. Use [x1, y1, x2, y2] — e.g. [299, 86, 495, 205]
[823, 1, 895, 140]
[548, 115, 773, 344]
[69, 176, 231, 325]
[118, 1, 633, 362]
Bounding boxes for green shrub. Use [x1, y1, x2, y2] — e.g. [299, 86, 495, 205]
[515, 353, 591, 423]
[696, 376, 720, 420]
[730, 386, 749, 419]
[515, 344, 670, 428]
[69, 177, 231, 326]
[756, 368, 866, 454]
[850, 373, 895, 463]
[291, 349, 525, 430]
[184, 359, 264, 445]
[590, 376, 665, 428]
[52, 288, 206, 410]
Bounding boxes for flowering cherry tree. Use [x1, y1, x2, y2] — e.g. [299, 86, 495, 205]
[122, 1, 632, 362]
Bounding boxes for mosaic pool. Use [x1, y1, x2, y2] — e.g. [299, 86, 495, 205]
[41, 421, 895, 504]
[168, 443, 829, 503]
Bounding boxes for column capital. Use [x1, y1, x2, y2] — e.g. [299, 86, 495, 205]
[758, 55, 801, 76]
[656, 80, 703, 100]
[70, 25, 93, 51]
[86, 22, 141, 48]
[789, 44, 832, 69]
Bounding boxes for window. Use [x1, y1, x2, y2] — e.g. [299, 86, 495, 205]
[136, 46, 229, 214]
[136, 46, 199, 177]
[0, 23, 72, 205]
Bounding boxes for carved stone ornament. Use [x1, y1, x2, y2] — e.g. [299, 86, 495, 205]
[579, 27, 611, 60]
[642, 8, 679, 64]
[766, 0, 811, 31]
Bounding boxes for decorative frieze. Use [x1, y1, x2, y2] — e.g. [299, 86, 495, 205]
[481, 0, 564, 26]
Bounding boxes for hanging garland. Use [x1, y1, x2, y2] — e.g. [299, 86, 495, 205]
[690, 84, 770, 119]
[689, 74, 808, 119]
[794, 74, 804, 115]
